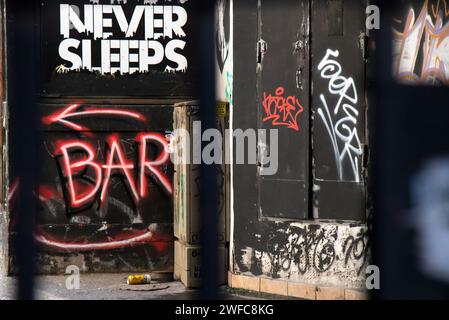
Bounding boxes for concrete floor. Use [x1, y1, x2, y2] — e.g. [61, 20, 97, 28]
[1, 273, 205, 300]
[0, 273, 291, 300]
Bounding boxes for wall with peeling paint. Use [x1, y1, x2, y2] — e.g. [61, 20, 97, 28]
[234, 221, 370, 289]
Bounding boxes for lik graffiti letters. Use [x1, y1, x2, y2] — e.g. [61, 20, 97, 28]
[393, 0, 449, 84]
[431, 0, 449, 19]
[262, 87, 304, 132]
[317, 49, 362, 182]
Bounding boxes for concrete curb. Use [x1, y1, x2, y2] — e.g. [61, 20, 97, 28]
[228, 272, 370, 300]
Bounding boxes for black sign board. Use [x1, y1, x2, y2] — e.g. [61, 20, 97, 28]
[39, 0, 197, 97]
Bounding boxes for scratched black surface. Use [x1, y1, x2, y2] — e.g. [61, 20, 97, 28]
[257, 0, 310, 220]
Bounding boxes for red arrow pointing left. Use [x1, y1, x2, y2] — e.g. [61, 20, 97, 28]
[42, 104, 147, 133]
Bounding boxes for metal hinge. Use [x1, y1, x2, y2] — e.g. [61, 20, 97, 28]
[294, 22, 308, 90]
[294, 23, 308, 58]
[2, 101, 7, 129]
[362, 144, 370, 169]
[359, 31, 368, 60]
[257, 38, 267, 65]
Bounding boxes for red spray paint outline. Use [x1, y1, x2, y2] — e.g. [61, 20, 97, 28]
[101, 135, 140, 204]
[35, 229, 155, 252]
[42, 104, 146, 135]
[139, 133, 173, 197]
[11, 105, 174, 252]
[57, 141, 103, 208]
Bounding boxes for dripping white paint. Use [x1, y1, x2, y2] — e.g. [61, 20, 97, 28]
[58, 3, 188, 74]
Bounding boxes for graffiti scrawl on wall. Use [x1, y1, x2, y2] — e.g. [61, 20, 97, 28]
[57, 0, 189, 74]
[9, 103, 174, 272]
[393, 0, 449, 85]
[317, 49, 362, 182]
[234, 221, 370, 288]
[262, 87, 305, 132]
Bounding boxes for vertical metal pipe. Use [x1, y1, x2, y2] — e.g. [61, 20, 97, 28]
[9, 0, 38, 300]
[194, 0, 219, 300]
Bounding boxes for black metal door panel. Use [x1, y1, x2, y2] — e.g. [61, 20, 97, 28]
[257, 0, 310, 220]
[311, 0, 366, 220]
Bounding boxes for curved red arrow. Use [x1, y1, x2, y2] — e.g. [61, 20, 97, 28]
[42, 104, 147, 133]
[35, 228, 155, 252]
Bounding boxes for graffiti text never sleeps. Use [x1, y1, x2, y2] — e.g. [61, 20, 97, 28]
[59, 3, 188, 74]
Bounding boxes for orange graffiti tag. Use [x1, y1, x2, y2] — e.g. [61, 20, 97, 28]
[262, 87, 304, 132]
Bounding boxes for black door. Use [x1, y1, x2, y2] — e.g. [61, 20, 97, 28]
[257, 0, 310, 220]
[256, 0, 367, 221]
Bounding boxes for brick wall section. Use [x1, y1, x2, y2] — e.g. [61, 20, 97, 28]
[260, 278, 288, 296]
[228, 272, 370, 300]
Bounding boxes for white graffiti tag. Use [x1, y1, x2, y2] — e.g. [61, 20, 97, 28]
[317, 49, 362, 182]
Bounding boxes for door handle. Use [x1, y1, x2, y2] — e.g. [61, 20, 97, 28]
[294, 23, 308, 59]
[295, 22, 307, 90]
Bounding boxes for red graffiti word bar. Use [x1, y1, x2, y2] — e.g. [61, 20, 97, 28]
[55, 133, 172, 209]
